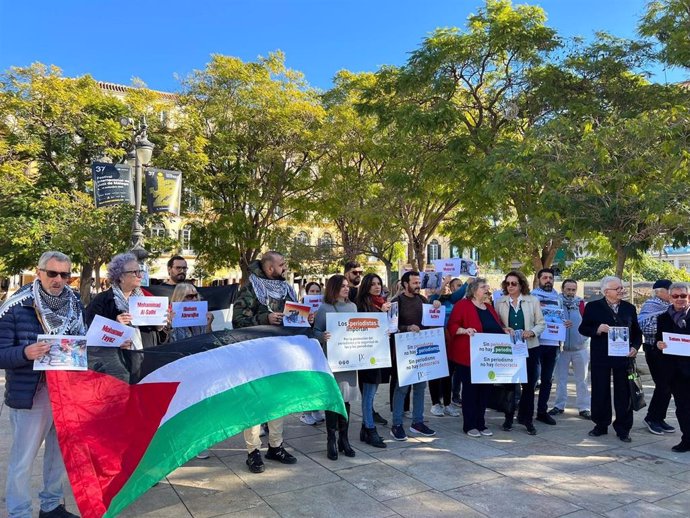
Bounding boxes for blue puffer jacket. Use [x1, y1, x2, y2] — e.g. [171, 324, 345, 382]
[0, 298, 49, 409]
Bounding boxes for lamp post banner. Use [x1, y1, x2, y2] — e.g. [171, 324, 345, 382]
[145, 168, 182, 215]
[92, 162, 134, 207]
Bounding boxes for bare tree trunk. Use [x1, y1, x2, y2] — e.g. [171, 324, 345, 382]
[615, 245, 627, 279]
[79, 264, 93, 306]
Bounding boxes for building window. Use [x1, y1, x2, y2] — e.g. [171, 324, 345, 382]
[427, 239, 441, 261]
[150, 223, 167, 239]
[295, 231, 310, 246]
[318, 233, 333, 251]
[180, 225, 193, 253]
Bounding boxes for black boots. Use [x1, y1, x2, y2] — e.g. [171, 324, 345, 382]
[338, 402, 356, 457]
[325, 411, 338, 460]
[360, 424, 387, 448]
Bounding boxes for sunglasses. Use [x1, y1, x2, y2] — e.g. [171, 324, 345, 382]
[173, 266, 188, 271]
[184, 293, 200, 300]
[671, 294, 688, 299]
[39, 269, 71, 280]
[351, 271, 364, 276]
[124, 269, 145, 277]
[505, 281, 520, 287]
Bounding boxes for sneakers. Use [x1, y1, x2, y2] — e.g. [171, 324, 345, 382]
[660, 421, 676, 433]
[299, 413, 317, 425]
[672, 442, 690, 452]
[644, 417, 665, 435]
[579, 410, 592, 420]
[373, 411, 388, 426]
[38, 505, 79, 518]
[588, 427, 607, 437]
[196, 449, 210, 459]
[311, 411, 325, 424]
[430, 403, 445, 416]
[502, 418, 513, 431]
[409, 422, 436, 437]
[451, 395, 462, 408]
[246, 449, 265, 473]
[444, 405, 460, 417]
[466, 428, 481, 437]
[517, 419, 537, 435]
[548, 407, 564, 416]
[536, 413, 557, 425]
[479, 428, 493, 436]
[390, 424, 408, 441]
[265, 443, 297, 464]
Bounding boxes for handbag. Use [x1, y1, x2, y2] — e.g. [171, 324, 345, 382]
[627, 358, 646, 412]
[488, 384, 520, 414]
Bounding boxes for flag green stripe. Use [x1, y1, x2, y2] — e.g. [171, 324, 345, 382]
[104, 370, 345, 518]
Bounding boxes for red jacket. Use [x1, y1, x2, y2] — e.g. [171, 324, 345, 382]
[447, 298, 504, 366]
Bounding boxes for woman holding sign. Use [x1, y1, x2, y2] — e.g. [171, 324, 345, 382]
[166, 283, 214, 342]
[655, 282, 690, 452]
[85, 253, 166, 349]
[300, 282, 326, 426]
[495, 271, 545, 435]
[447, 278, 510, 438]
[313, 275, 358, 460]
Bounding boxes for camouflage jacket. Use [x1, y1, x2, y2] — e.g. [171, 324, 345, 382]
[232, 260, 295, 328]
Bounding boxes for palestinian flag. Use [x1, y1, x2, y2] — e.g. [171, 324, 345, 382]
[46, 327, 345, 518]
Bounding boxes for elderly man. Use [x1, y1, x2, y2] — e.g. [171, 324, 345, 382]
[579, 276, 642, 442]
[638, 279, 675, 435]
[0, 251, 84, 518]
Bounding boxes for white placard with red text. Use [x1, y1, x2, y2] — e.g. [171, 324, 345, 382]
[171, 301, 208, 328]
[421, 304, 445, 327]
[303, 295, 323, 313]
[662, 332, 690, 357]
[129, 296, 168, 326]
[85, 315, 135, 347]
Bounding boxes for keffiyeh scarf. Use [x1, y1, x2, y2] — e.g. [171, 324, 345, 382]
[250, 273, 297, 307]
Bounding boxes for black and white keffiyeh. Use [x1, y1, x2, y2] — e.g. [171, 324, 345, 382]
[249, 273, 297, 308]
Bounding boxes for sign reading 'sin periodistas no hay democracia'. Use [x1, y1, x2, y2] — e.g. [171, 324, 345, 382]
[470, 333, 527, 383]
[394, 328, 449, 387]
[326, 313, 391, 372]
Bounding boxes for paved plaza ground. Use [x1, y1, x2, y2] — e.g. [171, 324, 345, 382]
[2, 360, 690, 518]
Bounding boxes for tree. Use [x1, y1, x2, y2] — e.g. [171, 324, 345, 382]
[172, 53, 325, 282]
[639, 0, 690, 70]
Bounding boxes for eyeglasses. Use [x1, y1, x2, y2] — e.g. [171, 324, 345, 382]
[39, 269, 71, 280]
[173, 266, 188, 271]
[605, 287, 623, 292]
[351, 270, 363, 276]
[505, 281, 519, 287]
[184, 293, 200, 300]
[124, 269, 145, 277]
[671, 294, 688, 299]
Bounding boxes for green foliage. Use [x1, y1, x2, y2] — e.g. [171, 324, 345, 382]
[564, 255, 690, 282]
[639, 0, 690, 69]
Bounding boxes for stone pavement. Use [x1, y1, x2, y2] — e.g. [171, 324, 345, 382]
[2, 362, 690, 518]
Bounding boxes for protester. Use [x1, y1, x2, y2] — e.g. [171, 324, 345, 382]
[579, 276, 642, 442]
[164, 255, 188, 285]
[355, 273, 391, 448]
[232, 251, 299, 473]
[0, 251, 83, 518]
[167, 283, 214, 342]
[389, 271, 437, 440]
[313, 275, 359, 459]
[549, 279, 591, 419]
[300, 281, 326, 426]
[639, 279, 675, 435]
[85, 253, 164, 349]
[448, 277, 510, 437]
[530, 268, 563, 426]
[344, 261, 364, 302]
[655, 282, 690, 452]
[495, 271, 545, 434]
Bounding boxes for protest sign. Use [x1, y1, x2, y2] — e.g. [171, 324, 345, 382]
[470, 333, 527, 383]
[394, 328, 449, 386]
[303, 295, 323, 313]
[510, 330, 528, 358]
[282, 301, 311, 327]
[171, 301, 208, 328]
[432, 259, 462, 277]
[540, 307, 566, 342]
[388, 301, 399, 333]
[421, 304, 445, 327]
[34, 335, 87, 371]
[662, 332, 690, 357]
[85, 315, 134, 347]
[129, 296, 168, 326]
[420, 271, 444, 290]
[326, 313, 391, 372]
[608, 326, 630, 356]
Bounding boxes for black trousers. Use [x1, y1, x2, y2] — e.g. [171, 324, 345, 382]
[517, 346, 540, 424]
[669, 365, 690, 444]
[591, 363, 633, 436]
[537, 345, 559, 414]
[458, 364, 490, 432]
[429, 374, 452, 407]
[644, 344, 672, 422]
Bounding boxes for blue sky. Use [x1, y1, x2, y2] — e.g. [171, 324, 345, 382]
[0, 0, 685, 93]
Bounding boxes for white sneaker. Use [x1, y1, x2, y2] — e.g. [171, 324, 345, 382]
[430, 404, 445, 416]
[299, 413, 317, 425]
[196, 449, 210, 459]
[466, 429, 481, 437]
[311, 411, 325, 423]
[479, 428, 493, 436]
[444, 405, 460, 417]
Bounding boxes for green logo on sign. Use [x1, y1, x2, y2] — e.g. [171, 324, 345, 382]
[370, 357, 376, 365]
[488, 371, 496, 380]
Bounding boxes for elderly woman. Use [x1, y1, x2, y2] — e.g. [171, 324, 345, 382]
[313, 274, 358, 460]
[448, 277, 510, 437]
[579, 276, 642, 442]
[495, 271, 545, 434]
[85, 252, 165, 349]
[656, 282, 690, 452]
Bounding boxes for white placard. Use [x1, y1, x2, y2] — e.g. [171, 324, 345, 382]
[388, 301, 399, 333]
[608, 326, 630, 356]
[85, 315, 135, 347]
[171, 301, 208, 328]
[432, 259, 462, 277]
[394, 328, 449, 387]
[211, 307, 233, 331]
[326, 312, 391, 372]
[33, 335, 88, 371]
[540, 307, 566, 342]
[129, 296, 168, 326]
[510, 330, 528, 358]
[283, 301, 311, 327]
[662, 332, 690, 357]
[420, 271, 444, 290]
[303, 295, 323, 313]
[470, 333, 527, 383]
[421, 304, 446, 327]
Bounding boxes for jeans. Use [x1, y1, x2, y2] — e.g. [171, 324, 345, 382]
[6, 383, 66, 518]
[554, 348, 591, 411]
[361, 382, 378, 428]
[537, 345, 559, 414]
[392, 381, 426, 426]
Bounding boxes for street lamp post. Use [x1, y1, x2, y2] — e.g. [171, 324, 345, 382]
[121, 117, 154, 262]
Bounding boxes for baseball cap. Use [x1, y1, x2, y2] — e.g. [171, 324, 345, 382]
[653, 279, 672, 290]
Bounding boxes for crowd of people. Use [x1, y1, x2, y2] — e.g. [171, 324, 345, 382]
[1, 249, 689, 517]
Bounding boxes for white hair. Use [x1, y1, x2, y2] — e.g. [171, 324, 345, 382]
[669, 282, 689, 293]
[600, 275, 621, 291]
[38, 251, 71, 269]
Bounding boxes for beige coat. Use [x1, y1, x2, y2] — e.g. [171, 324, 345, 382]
[495, 294, 546, 349]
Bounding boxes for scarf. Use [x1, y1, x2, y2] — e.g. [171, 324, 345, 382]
[668, 305, 689, 329]
[249, 273, 297, 308]
[112, 284, 145, 349]
[638, 296, 670, 324]
[370, 295, 387, 310]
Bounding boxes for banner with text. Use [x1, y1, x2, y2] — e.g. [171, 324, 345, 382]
[470, 333, 527, 383]
[394, 328, 449, 387]
[92, 162, 134, 207]
[145, 168, 182, 215]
